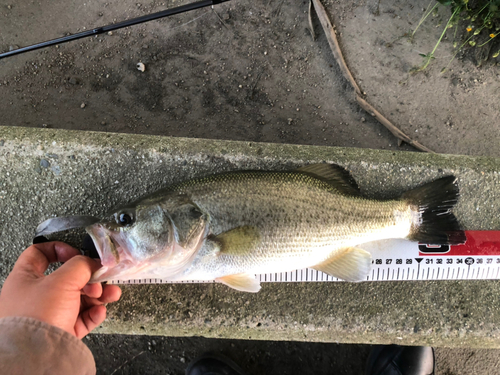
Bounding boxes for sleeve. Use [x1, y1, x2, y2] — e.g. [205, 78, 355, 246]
[0, 316, 96, 375]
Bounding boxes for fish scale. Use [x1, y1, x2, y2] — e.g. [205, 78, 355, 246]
[86, 165, 465, 292]
[164, 172, 412, 279]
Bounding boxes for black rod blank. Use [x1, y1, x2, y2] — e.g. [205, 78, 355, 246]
[0, 0, 229, 60]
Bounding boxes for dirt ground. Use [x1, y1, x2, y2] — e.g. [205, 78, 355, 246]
[1, 0, 500, 374]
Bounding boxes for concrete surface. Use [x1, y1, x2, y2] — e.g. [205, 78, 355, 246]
[1, 126, 500, 350]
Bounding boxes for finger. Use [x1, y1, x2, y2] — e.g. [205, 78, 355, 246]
[49, 255, 101, 290]
[99, 284, 122, 304]
[74, 305, 107, 339]
[82, 282, 103, 299]
[13, 242, 81, 276]
[81, 285, 121, 309]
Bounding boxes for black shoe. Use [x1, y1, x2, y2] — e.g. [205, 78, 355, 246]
[186, 353, 246, 375]
[365, 345, 435, 375]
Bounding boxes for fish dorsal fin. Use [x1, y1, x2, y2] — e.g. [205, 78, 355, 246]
[211, 226, 261, 255]
[216, 273, 261, 293]
[296, 163, 360, 196]
[312, 247, 372, 282]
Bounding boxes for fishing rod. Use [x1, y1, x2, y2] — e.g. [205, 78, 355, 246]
[0, 0, 230, 60]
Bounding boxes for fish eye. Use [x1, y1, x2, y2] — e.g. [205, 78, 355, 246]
[116, 212, 134, 227]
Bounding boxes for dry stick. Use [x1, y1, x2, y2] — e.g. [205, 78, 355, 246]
[356, 96, 434, 153]
[307, 0, 316, 41]
[109, 351, 145, 375]
[311, 0, 361, 96]
[310, 0, 435, 153]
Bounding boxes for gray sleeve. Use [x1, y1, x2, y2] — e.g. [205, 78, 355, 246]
[0, 316, 96, 375]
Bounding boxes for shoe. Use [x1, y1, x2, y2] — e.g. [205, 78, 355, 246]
[365, 345, 435, 375]
[186, 353, 246, 375]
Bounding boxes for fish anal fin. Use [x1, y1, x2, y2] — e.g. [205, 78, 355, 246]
[312, 247, 372, 282]
[216, 273, 261, 293]
[210, 226, 260, 255]
[296, 163, 360, 196]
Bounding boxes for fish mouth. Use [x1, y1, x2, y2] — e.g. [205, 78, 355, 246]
[86, 224, 134, 283]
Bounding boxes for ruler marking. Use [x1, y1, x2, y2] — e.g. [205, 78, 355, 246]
[117, 261, 500, 285]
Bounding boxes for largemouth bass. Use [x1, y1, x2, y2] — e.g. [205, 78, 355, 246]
[87, 164, 465, 292]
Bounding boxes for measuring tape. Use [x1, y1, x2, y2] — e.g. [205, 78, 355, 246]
[110, 231, 500, 284]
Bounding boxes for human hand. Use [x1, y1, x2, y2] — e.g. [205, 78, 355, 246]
[0, 241, 121, 339]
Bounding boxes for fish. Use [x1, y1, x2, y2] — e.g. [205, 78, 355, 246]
[86, 164, 465, 292]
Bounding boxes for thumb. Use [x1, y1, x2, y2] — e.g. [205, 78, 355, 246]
[48, 255, 101, 291]
[75, 305, 107, 339]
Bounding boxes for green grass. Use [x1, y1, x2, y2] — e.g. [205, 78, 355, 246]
[411, 0, 500, 72]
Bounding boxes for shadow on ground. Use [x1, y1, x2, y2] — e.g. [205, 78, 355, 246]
[85, 334, 370, 375]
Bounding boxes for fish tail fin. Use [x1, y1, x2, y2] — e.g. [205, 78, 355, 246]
[403, 176, 466, 245]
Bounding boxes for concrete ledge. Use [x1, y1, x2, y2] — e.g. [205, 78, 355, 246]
[1, 126, 500, 348]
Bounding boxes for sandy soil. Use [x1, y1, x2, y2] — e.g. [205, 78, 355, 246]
[0, 0, 414, 151]
[1, 0, 500, 374]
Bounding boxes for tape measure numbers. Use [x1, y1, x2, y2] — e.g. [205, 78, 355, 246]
[110, 231, 500, 284]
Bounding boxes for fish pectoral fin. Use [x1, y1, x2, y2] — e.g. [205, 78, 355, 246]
[312, 247, 372, 282]
[210, 226, 261, 255]
[216, 273, 261, 293]
[296, 163, 360, 196]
